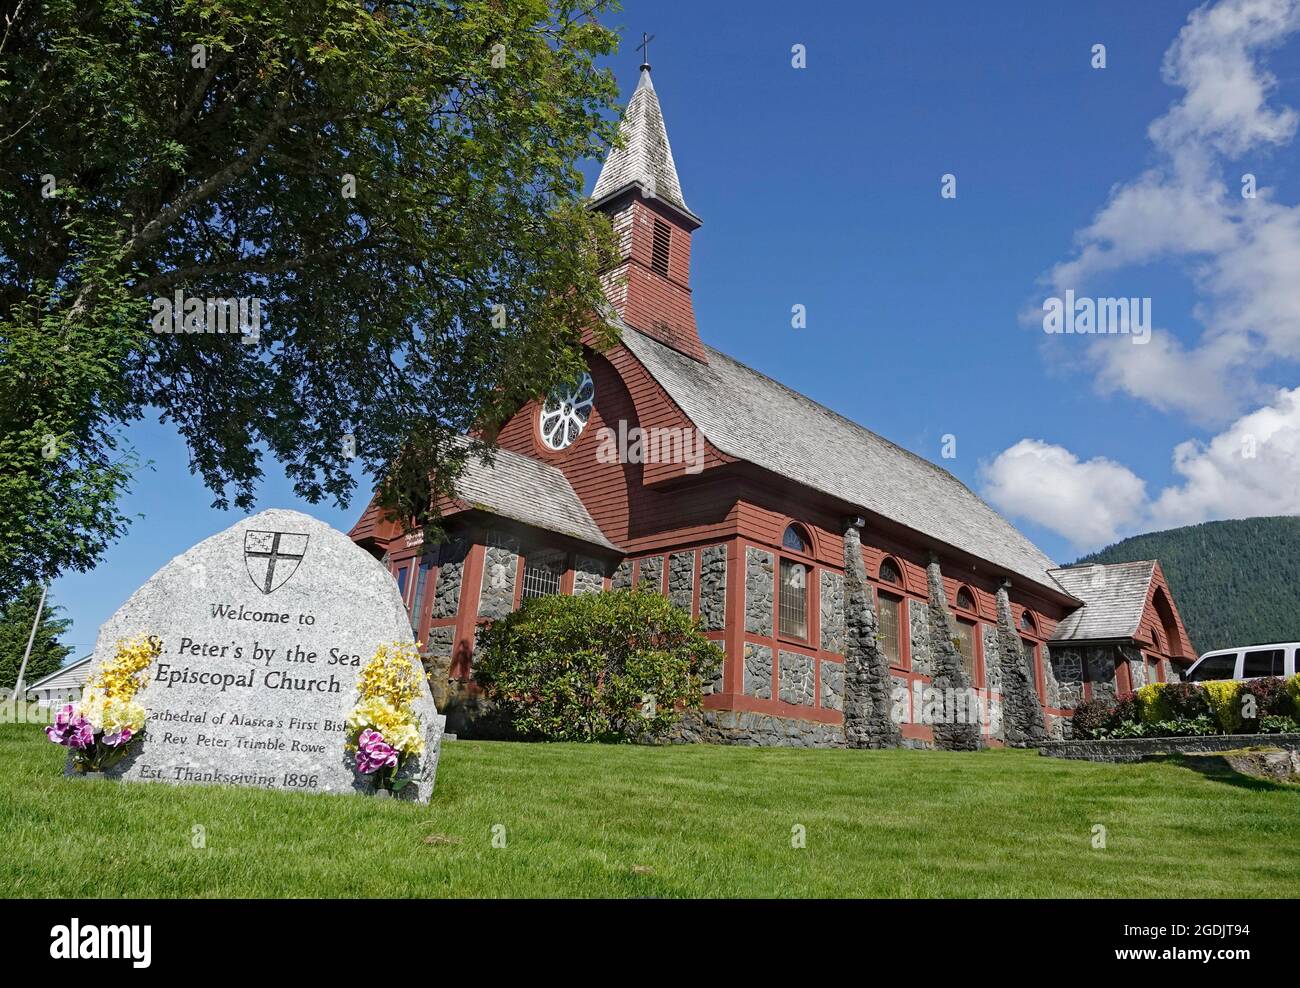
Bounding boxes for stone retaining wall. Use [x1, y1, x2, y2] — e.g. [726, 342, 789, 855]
[671, 709, 845, 748]
[1040, 733, 1300, 763]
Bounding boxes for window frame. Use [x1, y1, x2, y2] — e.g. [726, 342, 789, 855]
[878, 555, 905, 590]
[954, 584, 977, 615]
[1242, 648, 1285, 679]
[410, 554, 434, 636]
[1022, 638, 1042, 701]
[782, 523, 811, 554]
[875, 588, 906, 670]
[520, 548, 568, 603]
[1188, 651, 1239, 682]
[1019, 609, 1038, 635]
[777, 556, 811, 644]
[774, 524, 817, 647]
[955, 617, 980, 686]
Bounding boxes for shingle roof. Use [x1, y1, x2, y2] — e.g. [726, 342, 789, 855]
[1048, 561, 1156, 641]
[618, 325, 1068, 594]
[451, 439, 619, 552]
[591, 67, 692, 216]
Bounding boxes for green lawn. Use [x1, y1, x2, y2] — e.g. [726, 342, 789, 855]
[2, 718, 1297, 897]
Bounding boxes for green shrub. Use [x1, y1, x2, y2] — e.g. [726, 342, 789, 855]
[1134, 683, 1169, 723]
[473, 588, 723, 743]
[1258, 715, 1300, 735]
[1163, 682, 1213, 721]
[1111, 691, 1141, 726]
[1111, 719, 1148, 738]
[1239, 676, 1293, 729]
[1287, 674, 1300, 713]
[1070, 698, 1116, 739]
[1201, 680, 1244, 733]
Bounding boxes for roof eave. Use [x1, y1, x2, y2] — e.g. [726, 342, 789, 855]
[588, 183, 702, 230]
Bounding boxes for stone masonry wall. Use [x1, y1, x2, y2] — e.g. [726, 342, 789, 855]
[909, 604, 932, 676]
[699, 545, 727, 631]
[745, 547, 774, 636]
[841, 523, 901, 748]
[431, 539, 468, 620]
[1051, 648, 1084, 709]
[820, 659, 844, 711]
[572, 555, 605, 595]
[611, 559, 633, 590]
[819, 570, 845, 655]
[743, 642, 772, 699]
[672, 709, 845, 748]
[779, 651, 815, 706]
[993, 582, 1046, 747]
[925, 558, 981, 751]
[477, 538, 519, 619]
[638, 554, 664, 592]
[668, 551, 694, 611]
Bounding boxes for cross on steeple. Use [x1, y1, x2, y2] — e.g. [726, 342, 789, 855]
[636, 32, 654, 71]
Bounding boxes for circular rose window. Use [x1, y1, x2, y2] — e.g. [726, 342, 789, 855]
[539, 372, 595, 451]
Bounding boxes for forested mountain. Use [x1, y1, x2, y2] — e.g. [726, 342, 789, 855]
[1074, 516, 1300, 654]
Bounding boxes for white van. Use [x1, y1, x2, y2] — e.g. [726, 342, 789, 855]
[1185, 643, 1300, 683]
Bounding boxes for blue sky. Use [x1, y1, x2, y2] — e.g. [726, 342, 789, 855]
[50, 0, 1300, 654]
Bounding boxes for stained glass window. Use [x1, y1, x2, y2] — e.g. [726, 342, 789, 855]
[878, 593, 901, 665]
[779, 559, 808, 640]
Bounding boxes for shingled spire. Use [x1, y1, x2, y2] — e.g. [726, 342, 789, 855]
[591, 59, 707, 362]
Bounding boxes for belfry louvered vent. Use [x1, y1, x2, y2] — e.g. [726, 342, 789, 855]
[651, 219, 671, 277]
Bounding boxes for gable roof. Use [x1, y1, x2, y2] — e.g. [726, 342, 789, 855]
[591, 67, 694, 219]
[450, 439, 620, 552]
[1047, 560, 1156, 641]
[618, 325, 1067, 594]
[25, 655, 94, 693]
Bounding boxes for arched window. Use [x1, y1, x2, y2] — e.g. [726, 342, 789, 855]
[876, 557, 904, 666]
[1150, 626, 1161, 650]
[782, 524, 809, 553]
[955, 586, 976, 612]
[1020, 610, 1037, 635]
[879, 557, 902, 586]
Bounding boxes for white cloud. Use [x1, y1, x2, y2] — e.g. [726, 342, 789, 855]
[978, 440, 1148, 549]
[983, 388, 1300, 550]
[1151, 386, 1300, 525]
[1038, 0, 1300, 420]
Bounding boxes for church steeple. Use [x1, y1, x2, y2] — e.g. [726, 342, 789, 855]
[590, 55, 707, 363]
[591, 64, 695, 222]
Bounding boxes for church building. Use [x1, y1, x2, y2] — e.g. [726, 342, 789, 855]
[350, 61, 1196, 747]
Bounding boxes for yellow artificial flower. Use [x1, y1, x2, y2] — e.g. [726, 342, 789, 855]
[355, 642, 424, 708]
[86, 636, 160, 701]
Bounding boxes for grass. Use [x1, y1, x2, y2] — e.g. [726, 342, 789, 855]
[2, 718, 1297, 897]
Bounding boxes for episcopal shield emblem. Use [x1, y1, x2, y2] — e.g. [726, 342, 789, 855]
[243, 531, 309, 594]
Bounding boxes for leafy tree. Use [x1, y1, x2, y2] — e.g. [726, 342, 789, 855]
[0, 585, 74, 692]
[474, 589, 723, 742]
[0, 0, 622, 604]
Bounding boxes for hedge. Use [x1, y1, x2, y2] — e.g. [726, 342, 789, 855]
[1074, 674, 1300, 740]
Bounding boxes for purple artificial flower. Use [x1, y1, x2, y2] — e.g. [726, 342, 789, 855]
[45, 704, 94, 749]
[355, 728, 399, 775]
[103, 727, 134, 748]
[67, 718, 95, 750]
[44, 704, 76, 745]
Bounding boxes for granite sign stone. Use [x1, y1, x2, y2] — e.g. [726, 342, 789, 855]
[79, 508, 445, 800]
